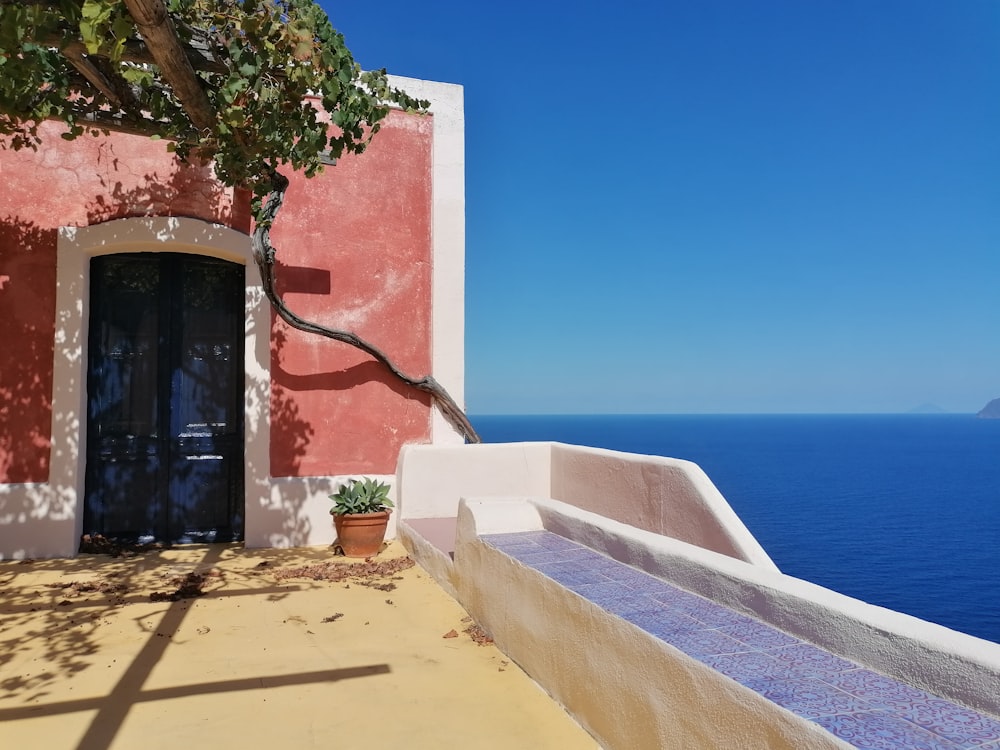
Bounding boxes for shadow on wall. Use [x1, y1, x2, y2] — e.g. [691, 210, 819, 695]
[0, 159, 305, 551]
[2, 142, 435, 551]
[0, 217, 57, 486]
[0, 214, 78, 553]
[269, 259, 433, 479]
[85, 146, 249, 231]
[270, 258, 433, 401]
[255, 323, 317, 546]
[273, 355, 427, 399]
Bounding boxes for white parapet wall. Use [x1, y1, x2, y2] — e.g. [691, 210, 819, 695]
[396, 441, 773, 566]
[396, 441, 553, 519]
[529, 496, 1000, 718]
[549, 442, 777, 568]
[396, 441, 1000, 727]
[453, 497, 852, 750]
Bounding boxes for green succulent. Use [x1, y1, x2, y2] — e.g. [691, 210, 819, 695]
[329, 478, 394, 516]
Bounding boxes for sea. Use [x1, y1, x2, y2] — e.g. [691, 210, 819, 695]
[472, 414, 1000, 645]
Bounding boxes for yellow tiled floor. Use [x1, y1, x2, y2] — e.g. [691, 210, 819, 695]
[0, 542, 597, 749]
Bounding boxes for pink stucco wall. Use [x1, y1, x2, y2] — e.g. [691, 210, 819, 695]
[0, 219, 55, 483]
[0, 121, 246, 483]
[0, 108, 434, 483]
[269, 108, 434, 476]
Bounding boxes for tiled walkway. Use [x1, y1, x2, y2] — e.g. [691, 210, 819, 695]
[482, 530, 1000, 750]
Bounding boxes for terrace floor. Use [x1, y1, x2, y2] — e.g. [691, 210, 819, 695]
[0, 542, 597, 750]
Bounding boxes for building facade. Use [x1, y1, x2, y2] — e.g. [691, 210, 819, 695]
[0, 77, 465, 559]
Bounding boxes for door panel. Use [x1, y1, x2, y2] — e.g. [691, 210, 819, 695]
[169, 258, 244, 541]
[84, 253, 244, 545]
[85, 256, 164, 540]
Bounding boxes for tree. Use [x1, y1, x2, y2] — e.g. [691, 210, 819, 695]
[0, 0, 480, 442]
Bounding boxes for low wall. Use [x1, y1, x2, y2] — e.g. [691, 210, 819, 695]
[549, 443, 776, 567]
[396, 442, 552, 519]
[396, 441, 772, 566]
[454, 497, 850, 750]
[395, 442, 1000, 738]
[528, 496, 1000, 718]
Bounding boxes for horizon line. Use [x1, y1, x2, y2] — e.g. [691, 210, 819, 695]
[468, 411, 980, 418]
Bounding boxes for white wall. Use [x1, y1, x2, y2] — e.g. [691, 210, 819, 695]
[398, 443, 1000, 722]
[397, 441, 773, 566]
[550, 443, 777, 567]
[531, 496, 1000, 717]
[396, 442, 552, 520]
[389, 76, 467, 446]
[454, 497, 852, 750]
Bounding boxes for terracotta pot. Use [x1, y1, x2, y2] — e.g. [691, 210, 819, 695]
[333, 510, 391, 558]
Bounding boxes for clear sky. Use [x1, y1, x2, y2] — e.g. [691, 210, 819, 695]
[321, 0, 999, 415]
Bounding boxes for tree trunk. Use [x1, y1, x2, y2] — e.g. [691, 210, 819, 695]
[250, 171, 481, 444]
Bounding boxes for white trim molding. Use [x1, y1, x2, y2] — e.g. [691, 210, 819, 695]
[0, 217, 268, 559]
[389, 76, 467, 446]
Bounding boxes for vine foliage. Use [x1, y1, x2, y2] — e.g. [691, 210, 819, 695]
[0, 0, 480, 442]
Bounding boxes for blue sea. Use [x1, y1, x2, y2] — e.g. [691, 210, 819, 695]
[472, 414, 1000, 645]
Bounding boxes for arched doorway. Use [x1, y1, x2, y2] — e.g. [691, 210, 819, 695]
[83, 252, 245, 543]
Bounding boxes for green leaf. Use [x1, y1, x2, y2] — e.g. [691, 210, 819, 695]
[0, 0, 429, 225]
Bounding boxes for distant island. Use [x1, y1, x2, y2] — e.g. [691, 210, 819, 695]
[977, 398, 1000, 419]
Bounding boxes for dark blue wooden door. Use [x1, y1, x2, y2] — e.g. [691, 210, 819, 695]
[84, 253, 244, 545]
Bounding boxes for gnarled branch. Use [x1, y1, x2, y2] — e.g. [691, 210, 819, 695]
[251, 171, 480, 444]
[1, 0, 476, 441]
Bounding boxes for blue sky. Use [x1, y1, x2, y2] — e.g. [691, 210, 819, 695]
[322, 0, 999, 415]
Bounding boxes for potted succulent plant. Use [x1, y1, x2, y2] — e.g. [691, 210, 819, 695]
[329, 477, 395, 557]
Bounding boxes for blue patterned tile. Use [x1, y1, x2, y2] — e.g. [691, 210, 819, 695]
[795, 668, 1000, 747]
[742, 677, 873, 720]
[569, 581, 661, 617]
[814, 711, 965, 750]
[663, 595, 753, 628]
[598, 564, 660, 588]
[646, 585, 702, 607]
[603, 593, 675, 619]
[568, 577, 680, 624]
[482, 530, 548, 546]
[626, 579, 689, 602]
[902, 699, 1000, 747]
[763, 643, 859, 679]
[654, 626, 747, 658]
[533, 560, 609, 587]
[535, 532, 585, 551]
[702, 651, 810, 683]
[823, 669, 934, 707]
[568, 579, 634, 601]
[485, 529, 1000, 750]
[482, 541, 546, 556]
[622, 580, 682, 605]
[481, 538, 538, 553]
[513, 548, 589, 565]
[570, 549, 613, 566]
[715, 617, 801, 650]
[583, 555, 623, 572]
[626, 608, 705, 637]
